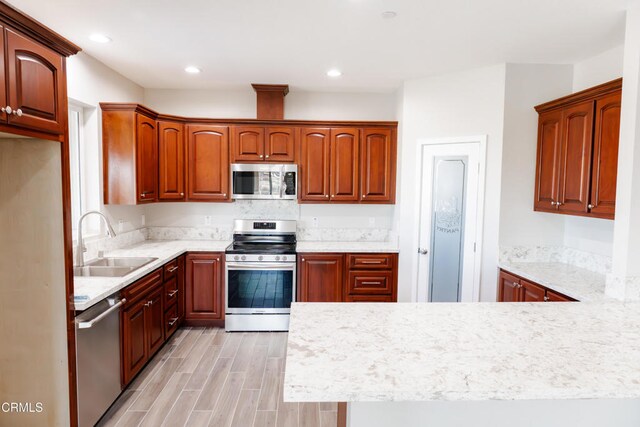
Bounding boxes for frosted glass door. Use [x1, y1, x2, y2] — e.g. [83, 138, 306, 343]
[429, 157, 467, 302]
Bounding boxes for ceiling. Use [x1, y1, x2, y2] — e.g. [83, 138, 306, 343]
[8, 0, 627, 92]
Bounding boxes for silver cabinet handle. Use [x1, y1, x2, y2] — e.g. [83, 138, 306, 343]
[361, 260, 383, 264]
[168, 317, 179, 326]
[77, 298, 126, 329]
[168, 290, 178, 297]
[145, 300, 153, 307]
[361, 281, 382, 285]
[168, 266, 179, 272]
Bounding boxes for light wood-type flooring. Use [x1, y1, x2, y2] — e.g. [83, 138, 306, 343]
[97, 327, 338, 427]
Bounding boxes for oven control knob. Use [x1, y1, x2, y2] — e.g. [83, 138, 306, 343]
[241, 255, 246, 261]
[282, 256, 287, 261]
[234, 255, 239, 261]
[275, 256, 281, 261]
[258, 255, 264, 261]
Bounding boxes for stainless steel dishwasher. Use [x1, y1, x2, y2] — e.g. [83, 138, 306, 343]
[75, 293, 126, 427]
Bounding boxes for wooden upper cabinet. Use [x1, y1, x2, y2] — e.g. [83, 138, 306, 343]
[298, 254, 344, 302]
[557, 100, 594, 214]
[360, 128, 396, 203]
[158, 121, 185, 201]
[534, 79, 621, 219]
[231, 126, 295, 162]
[232, 126, 264, 162]
[5, 28, 65, 135]
[186, 125, 229, 201]
[265, 127, 295, 162]
[136, 115, 158, 203]
[185, 253, 223, 321]
[534, 109, 562, 212]
[590, 91, 621, 219]
[300, 127, 331, 201]
[330, 128, 359, 201]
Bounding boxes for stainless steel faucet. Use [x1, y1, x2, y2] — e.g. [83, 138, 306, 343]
[75, 210, 117, 267]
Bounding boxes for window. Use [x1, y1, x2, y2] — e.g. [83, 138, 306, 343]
[68, 104, 84, 239]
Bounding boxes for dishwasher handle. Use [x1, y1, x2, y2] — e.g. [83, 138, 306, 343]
[77, 298, 126, 329]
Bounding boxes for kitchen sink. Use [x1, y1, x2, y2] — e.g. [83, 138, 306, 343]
[74, 257, 158, 277]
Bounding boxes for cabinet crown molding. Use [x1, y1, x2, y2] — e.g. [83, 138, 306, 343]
[0, 0, 80, 56]
[535, 78, 622, 113]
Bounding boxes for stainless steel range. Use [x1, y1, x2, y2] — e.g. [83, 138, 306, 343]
[225, 219, 297, 332]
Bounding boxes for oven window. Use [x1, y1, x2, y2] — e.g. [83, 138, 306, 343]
[228, 270, 293, 309]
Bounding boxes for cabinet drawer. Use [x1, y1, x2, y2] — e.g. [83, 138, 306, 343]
[345, 294, 394, 302]
[123, 268, 163, 306]
[347, 270, 393, 295]
[164, 258, 180, 280]
[165, 303, 180, 337]
[164, 276, 179, 308]
[347, 253, 395, 270]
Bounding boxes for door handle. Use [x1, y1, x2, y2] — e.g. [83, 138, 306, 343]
[418, 248, 428, 255]
[77, 298, 126, 329]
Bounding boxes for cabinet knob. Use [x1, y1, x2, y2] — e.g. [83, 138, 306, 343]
[301, 258, 305, 262]
[550, 201, 555, 206]
[12, 109, 22, 117]
[363, 194, 367, 198]
[325, 195, 329, 198]
[4, 106, 11, 114]
[544, 295, 550, 302]
[331, 194, 335, 197]
[265, 155, 270, 158]
[180, 192, 184, 197]
[141, 194, 145, 198]
[588, 204, 594, 209]
[259, 155, 264, 158]
[223, 193, 227, 197]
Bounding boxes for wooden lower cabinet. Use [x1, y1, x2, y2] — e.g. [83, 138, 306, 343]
[298, 253, 398, 303]
[298, 254, 344, 302]
[497, 269, 576, 302]
[185, 252, 224, 323]
[121, 281, 165, 385]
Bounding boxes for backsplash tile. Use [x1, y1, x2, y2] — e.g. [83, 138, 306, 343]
[76, 228, 148, 263]
[147, 226, 233, 241]
[296, 227, 390, 242]
[499, 245, 611, 275]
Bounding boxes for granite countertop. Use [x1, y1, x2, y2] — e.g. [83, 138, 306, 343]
[284, 302, 640, 403]
[498, 260, 609, 302]
[296, 241, 399, 253]
[74, 240, 230, 311]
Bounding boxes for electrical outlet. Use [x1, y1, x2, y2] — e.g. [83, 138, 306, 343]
[141, 214, 145, 226]
[312, 217, 319, 228]
[368, 217, 376, 227]
[118, 219, 125, 233]
[205, 215, 212, 226]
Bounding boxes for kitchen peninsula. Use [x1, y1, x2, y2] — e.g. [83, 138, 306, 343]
[284, 302, 640, 427]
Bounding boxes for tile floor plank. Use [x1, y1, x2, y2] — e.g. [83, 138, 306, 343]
[171, 328, 204, 359]
[219, 332, 244, 358]
[230, 333, 260, 372]
[208, 372, 246, 427]
[114, 410, 146, 427]
[319, 411, 338, 427]
[139, 372, 191, 426]
[299, 403, 320, 427]
[185, 410, 212, 427]
[96, 389, 142, 427]
[230, 389, 261, 427]
[319, 402, 337, 411]
[185, 344, 222, 390]
[130, 357, 184, 411]
[194, 357, 234, 410]
[257, 358, 283, 411]
[244, 344, 269, 390]
[254, 410, 277, 427]
[161, 389, 200, 427]
[178, 331, 215, 373]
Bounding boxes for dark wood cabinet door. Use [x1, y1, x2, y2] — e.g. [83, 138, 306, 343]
[546, 289, 575, 302]
[185, 253, 223, 321]
[122, 298, 148, 385]
[330, 128, 359, 201]
[145, 286, 165, 356]
[497, 270, 520, 302]
[0, 27, 6, 123]
[136, 114, 158, 203]
[265, 127, 295, 162]
[534, 109, 563, 212]
[187, 125, 229, 201]
[300, 128, 331, 201]
[5, 28, 65, 134]
[521, 279, 546, 302]
[590, 91, 621, 219]
[158, 121, 185, 200]
[557, 101, 594, 214]
[232, 126, 264, 162]
[360, 128, 396, 203]
[298, 254, 344, 302]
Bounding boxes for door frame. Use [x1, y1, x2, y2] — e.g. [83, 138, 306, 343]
[410, 136, 487, 302]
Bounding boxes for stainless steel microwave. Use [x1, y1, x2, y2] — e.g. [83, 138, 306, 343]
[230, 163, 297, 200]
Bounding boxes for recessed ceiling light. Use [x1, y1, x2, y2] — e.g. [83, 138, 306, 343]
[382, 11, 397, 19]
[89, 33, 111, 43]
[184, 66, 201, 74]
[327, 69, 342, 78]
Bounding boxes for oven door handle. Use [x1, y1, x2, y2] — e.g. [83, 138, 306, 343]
[226, 262, 295, 270]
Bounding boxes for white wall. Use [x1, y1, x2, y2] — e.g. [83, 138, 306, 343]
[573, 45, 624, 92]
[396, 65, 507, 302]
[499, 64, 573, 248]
[143, 88, 398, 231]
[67, 52, 146, 234]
